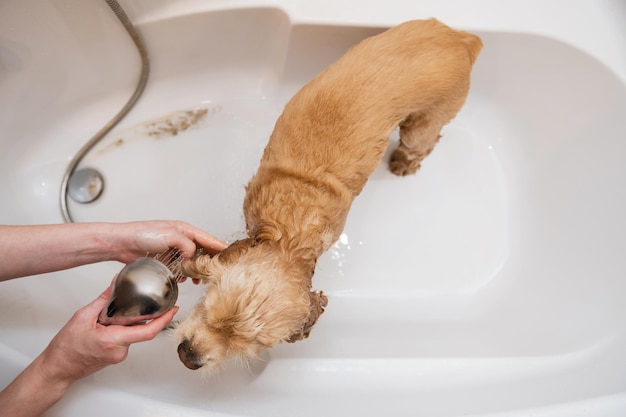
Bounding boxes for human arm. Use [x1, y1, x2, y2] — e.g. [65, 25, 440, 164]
[0, 221, 227, 281]
[0, 285, 178, 417]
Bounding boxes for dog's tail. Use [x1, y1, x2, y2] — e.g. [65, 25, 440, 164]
[461, 32, 483, 65]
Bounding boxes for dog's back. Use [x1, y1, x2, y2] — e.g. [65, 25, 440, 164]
[298, 18, 482, 133]
[245, 19, 482, 251]
[267, 18, 481, 183]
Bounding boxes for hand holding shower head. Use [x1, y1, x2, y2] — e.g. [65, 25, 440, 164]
[98, 257, 178, 326]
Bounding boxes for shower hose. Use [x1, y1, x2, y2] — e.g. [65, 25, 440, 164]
[59, 0, 149, 223]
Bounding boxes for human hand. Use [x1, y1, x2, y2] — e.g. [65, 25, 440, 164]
[108, 220, 227, 264]
[38, 284, 178, 386]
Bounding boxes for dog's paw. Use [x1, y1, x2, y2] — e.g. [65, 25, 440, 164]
[389, 149, 421, 176]
[286, 290, 328, 343]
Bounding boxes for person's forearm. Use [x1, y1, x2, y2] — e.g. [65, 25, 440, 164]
[0, 354, 70, 417]
[0, 223, 118, 281]
[0, 220, 227, 281]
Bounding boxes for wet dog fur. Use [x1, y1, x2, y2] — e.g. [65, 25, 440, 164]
[175, 18, 482, 372]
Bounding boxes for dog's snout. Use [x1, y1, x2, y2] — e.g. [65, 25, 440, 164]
[177, 339, 204, 370]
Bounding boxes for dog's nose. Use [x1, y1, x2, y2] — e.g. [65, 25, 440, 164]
[177, 339, 204, 370]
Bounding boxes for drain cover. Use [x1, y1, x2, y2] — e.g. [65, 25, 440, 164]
[67, 168, 104, 203]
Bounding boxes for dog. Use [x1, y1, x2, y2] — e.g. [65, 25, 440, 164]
[175, 18, 482, 372]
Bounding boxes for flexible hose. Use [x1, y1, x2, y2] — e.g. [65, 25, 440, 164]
[60, 0, 150, 222]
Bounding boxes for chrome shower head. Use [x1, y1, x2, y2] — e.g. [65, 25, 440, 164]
[98, 257, 178, 326]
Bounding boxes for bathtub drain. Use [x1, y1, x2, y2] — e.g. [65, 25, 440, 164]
[67, 168, 104, 204]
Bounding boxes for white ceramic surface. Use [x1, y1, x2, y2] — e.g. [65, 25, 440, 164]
[1, 1, 625, 416]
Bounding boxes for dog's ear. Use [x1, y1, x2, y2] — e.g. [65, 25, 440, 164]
[179, 252, 217, 283]
[286, 290, 328, 343]
[179, 238, 256, 283]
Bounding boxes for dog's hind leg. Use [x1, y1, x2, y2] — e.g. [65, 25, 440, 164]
[388, 111, 445, 176]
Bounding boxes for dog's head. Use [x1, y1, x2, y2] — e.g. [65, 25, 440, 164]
[174, 238, 327, 372]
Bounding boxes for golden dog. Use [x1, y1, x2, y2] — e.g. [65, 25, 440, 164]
[175, 18, 482, 371]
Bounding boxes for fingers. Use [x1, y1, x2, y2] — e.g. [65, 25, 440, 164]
[115, 306, 179, 345]
[191, 231, 228, 254]
[174, 222, 227, 257]
[122, 220, 227, 261]
[49, 286, 178, 382]
[167, 231, 198, 259]
[77, 284, 114, 321]
[114, 221, 227, 268]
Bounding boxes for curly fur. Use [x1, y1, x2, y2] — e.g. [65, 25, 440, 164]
[175, 18, 482, 372]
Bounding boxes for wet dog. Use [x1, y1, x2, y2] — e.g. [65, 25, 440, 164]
[175, 18, 482, 372]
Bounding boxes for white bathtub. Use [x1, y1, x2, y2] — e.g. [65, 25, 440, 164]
[1, 1, 625, 416]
